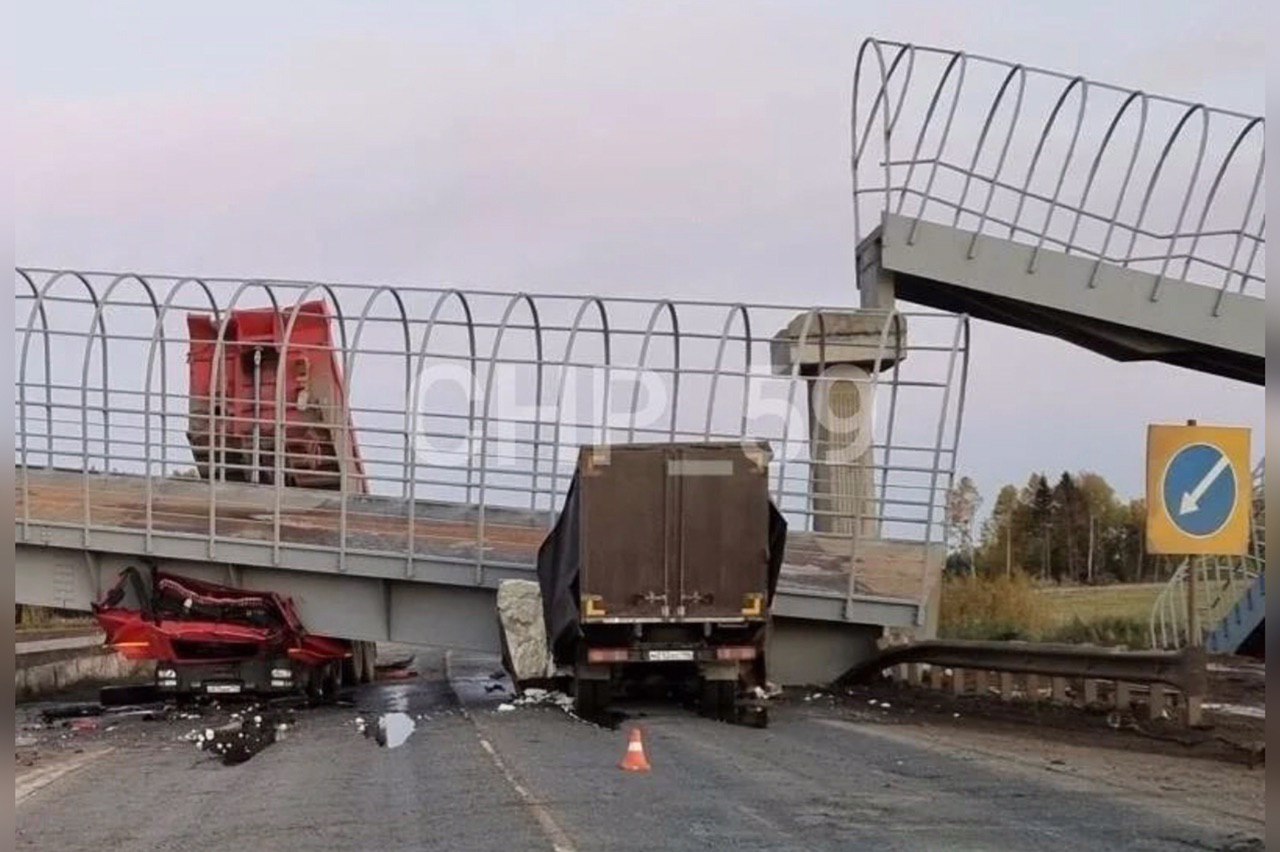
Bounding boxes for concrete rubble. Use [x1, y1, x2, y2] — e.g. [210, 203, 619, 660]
[496, 580, 556, 684]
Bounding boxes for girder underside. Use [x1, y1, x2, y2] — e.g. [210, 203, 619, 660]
[869, 214, 1263, 385]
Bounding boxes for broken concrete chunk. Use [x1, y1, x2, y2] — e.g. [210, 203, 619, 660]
[496, 579, 556, 684]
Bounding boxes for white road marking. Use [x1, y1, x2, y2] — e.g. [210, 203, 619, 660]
[16, 748, 114, 806]
[445, 651, 578, 852]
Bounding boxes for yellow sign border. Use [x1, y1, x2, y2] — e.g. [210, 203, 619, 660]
[1145, 424, 1250, 556]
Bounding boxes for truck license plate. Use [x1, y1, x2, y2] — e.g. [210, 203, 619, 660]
[205, 683, 242, 694]
[646, 650, 694, 662]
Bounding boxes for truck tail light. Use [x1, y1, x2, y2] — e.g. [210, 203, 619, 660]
[715, 646, 757, 661]
[587, 648, 630, 663]
[741, 593, 765, 617]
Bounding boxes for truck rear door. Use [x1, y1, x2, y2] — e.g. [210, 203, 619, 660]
[579, 445, 669, 619]
[672, 444, 771, 620]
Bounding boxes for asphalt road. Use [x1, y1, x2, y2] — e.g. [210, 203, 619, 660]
[16, 650, 1262, 851]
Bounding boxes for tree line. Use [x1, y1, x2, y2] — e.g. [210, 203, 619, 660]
[946, 471, 1173, 584]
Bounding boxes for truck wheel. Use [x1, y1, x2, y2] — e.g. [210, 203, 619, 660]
[342, 645, 360, 686]
[329, 660, 345, 698]
[700, 679, 736, 722]
[304, 670, 325, 706]
[574, 678, 608, 718]
[308, 662, 342, 705]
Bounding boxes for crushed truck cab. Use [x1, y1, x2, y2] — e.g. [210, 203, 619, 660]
[536, 442, 786, 722]
[93, 566, 356, 702]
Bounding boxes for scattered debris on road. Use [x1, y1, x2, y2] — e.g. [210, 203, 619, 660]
[512, 688, 574, 710]
[750, 683, 782, 701]
[195, 707, 293, 765]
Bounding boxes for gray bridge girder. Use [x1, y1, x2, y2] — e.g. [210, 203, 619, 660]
[16, 543, 504, 652]
[861, 213, 1263, 385]
[16, 532, 918, 685]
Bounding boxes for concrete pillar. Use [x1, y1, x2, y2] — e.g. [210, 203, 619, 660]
[1115, 681, 1132, 711]
[1184, 694, 1203, 727]
[809, 363, 878, 537]
[1148, 684, 1168, 721]
[974, 669, 989, 696]
[771, 311, 907, 539]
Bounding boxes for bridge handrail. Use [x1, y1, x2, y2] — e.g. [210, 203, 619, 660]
[852, 38, 1265, 303]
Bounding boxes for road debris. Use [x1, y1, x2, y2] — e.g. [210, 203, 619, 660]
[513, 688, 574, 709]
[750, 682, 783, 701]
[194, 706, 293, 765]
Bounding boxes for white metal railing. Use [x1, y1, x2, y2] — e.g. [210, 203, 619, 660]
[1149, 458, 1264, 649]
[15, 268, 970, 595]
[852, 38, 1265, 307]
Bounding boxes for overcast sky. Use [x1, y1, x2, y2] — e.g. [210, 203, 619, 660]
[14, 1, 1265, 511]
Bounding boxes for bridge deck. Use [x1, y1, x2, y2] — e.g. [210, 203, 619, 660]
[16, 468, 932, 606]
[866, 213, 1264, 384]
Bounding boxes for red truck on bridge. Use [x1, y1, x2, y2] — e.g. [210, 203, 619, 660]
[93, 300, 375, 700]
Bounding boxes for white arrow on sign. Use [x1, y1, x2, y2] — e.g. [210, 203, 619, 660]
[1178, 454, 1231, 516]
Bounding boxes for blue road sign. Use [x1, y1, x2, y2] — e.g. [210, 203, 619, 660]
[1162, 443, 1237, 538]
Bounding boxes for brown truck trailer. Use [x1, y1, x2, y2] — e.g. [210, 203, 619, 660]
[537, 442, 786, 722]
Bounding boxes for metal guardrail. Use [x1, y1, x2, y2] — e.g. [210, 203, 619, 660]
[839, 638, 1208, 697]
[1150, 458, 1264, 649]
[852, 38, 1265, 306]
[15, 269, 969, 611]
[15, 633, 106, 656]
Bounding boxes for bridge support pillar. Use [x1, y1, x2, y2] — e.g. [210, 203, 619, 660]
[771, 310, 906, 538]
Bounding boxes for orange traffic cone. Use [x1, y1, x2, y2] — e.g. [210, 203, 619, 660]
[619, 727, 651, 772]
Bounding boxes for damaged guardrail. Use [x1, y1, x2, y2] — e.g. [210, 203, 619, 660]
[16, 631, 154, 701]
[838, 639, 1208, 726]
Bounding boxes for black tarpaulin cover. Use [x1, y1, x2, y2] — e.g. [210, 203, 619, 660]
[536, 469, 788, 665]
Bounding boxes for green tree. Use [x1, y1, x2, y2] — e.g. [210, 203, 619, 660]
[977, 469, 1148, 585]
[945, 476, 982, 575]
[1052, 472, 1080, 582]
[978, 484, 1020, 576]
[1029, 475, 1054, 580]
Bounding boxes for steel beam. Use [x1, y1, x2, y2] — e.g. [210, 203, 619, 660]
[872, 213, 1263, 383]
[18, 540, 911, 680]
